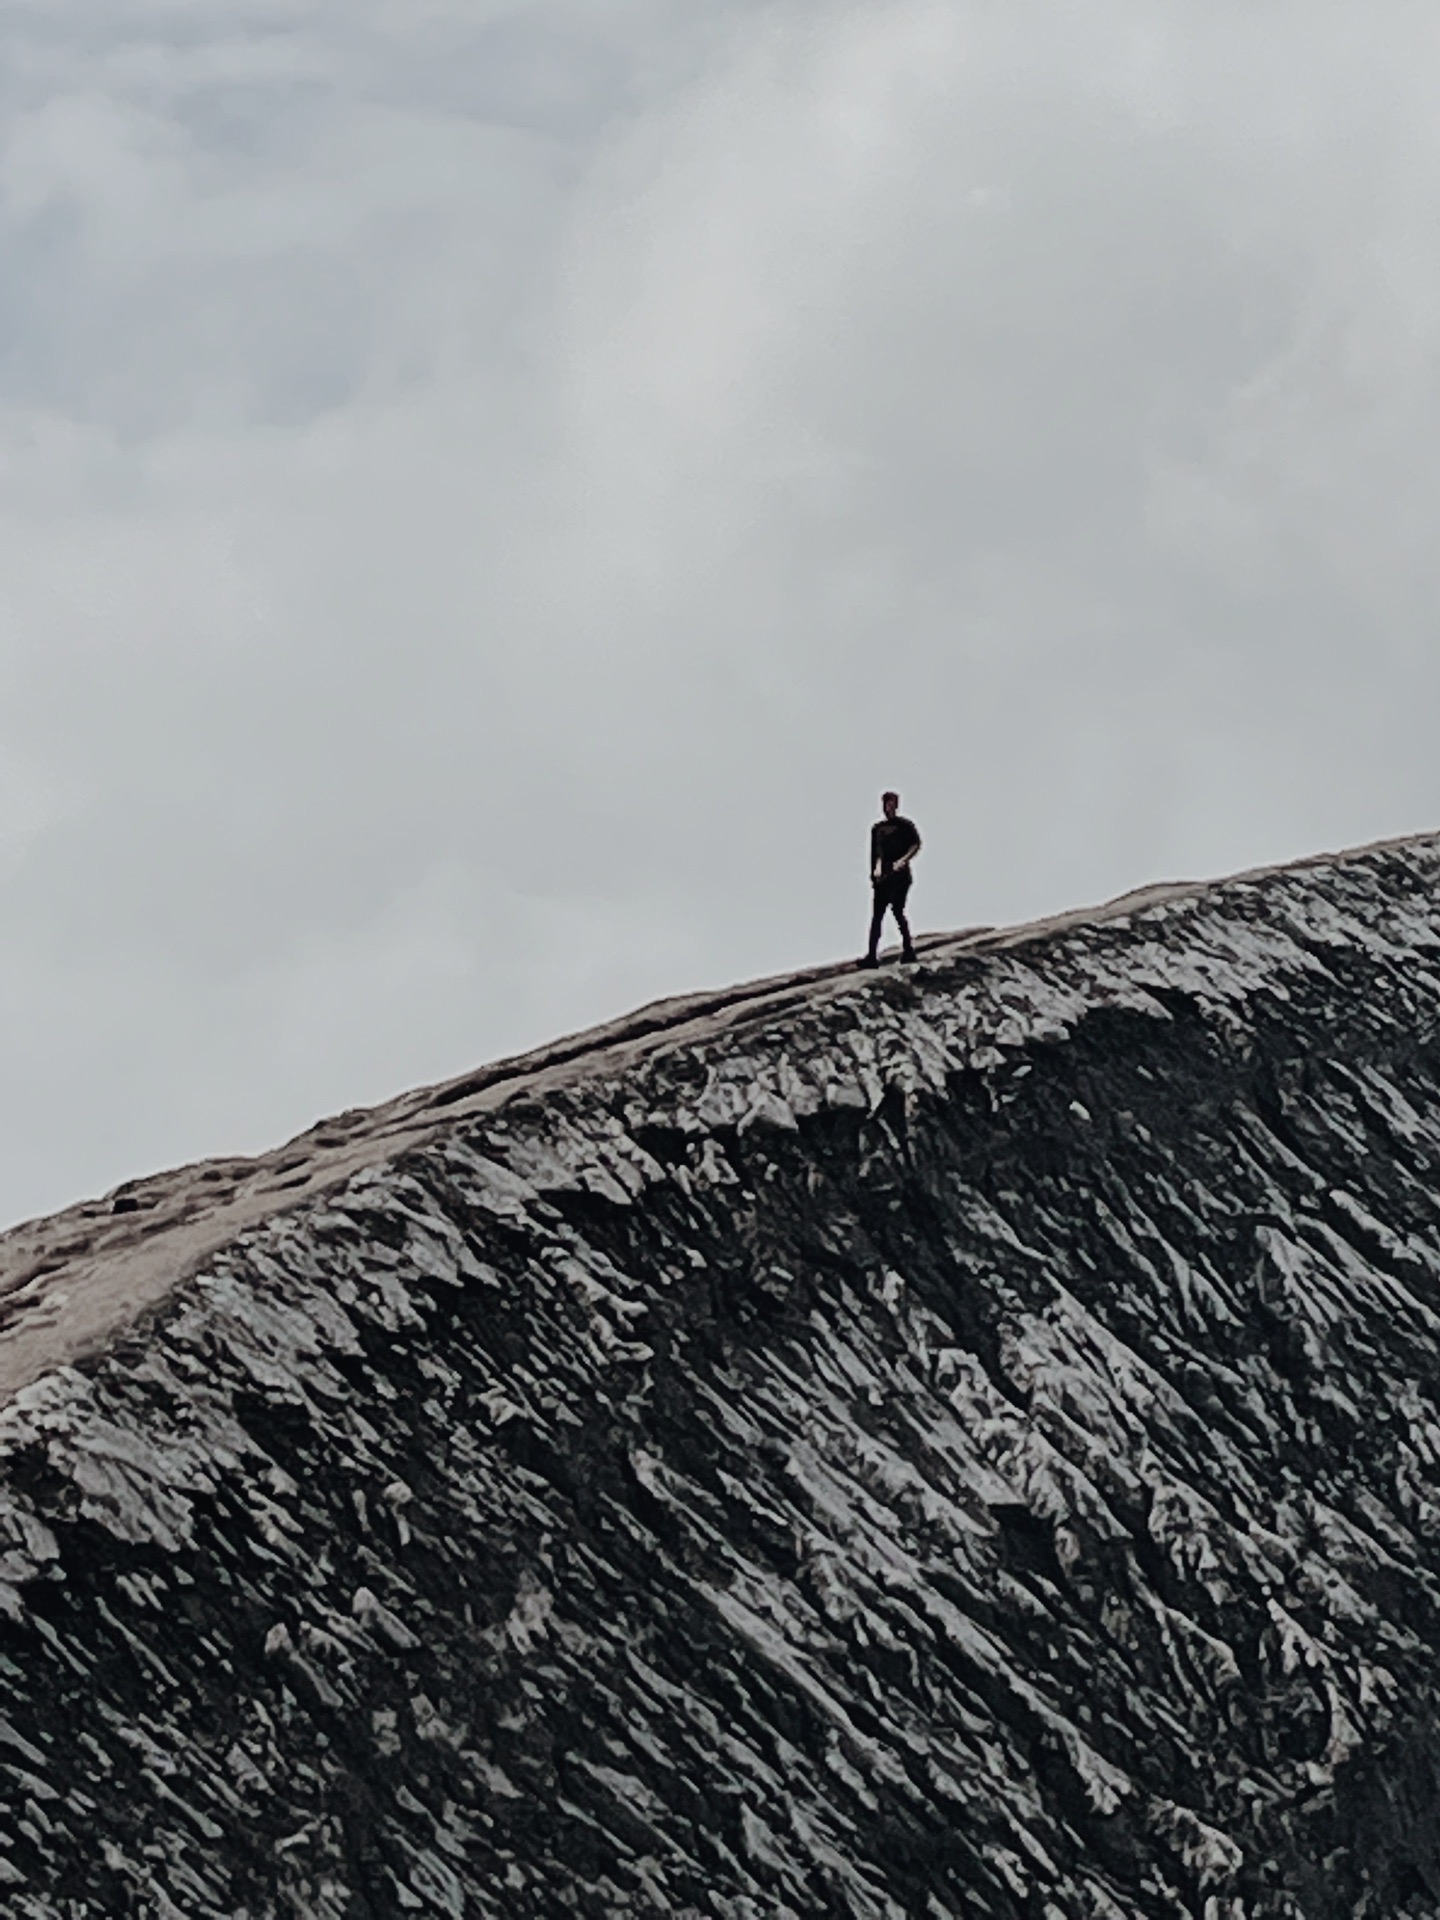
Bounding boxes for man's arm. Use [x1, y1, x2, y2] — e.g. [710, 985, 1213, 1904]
[892, 826, 922, 872]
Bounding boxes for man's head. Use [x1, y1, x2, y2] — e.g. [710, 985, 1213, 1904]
[881, 790, 899, 819]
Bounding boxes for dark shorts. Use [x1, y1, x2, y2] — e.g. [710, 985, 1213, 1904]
[873, 871, 912, 910]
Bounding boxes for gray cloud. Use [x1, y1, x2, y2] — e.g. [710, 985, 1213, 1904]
[1, 0, 1437, 1223]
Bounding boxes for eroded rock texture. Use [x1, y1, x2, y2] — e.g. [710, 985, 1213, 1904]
[7, 841, 1440, 1916]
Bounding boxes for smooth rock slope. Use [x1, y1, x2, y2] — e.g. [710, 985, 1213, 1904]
[5, 837, 1440, 1916]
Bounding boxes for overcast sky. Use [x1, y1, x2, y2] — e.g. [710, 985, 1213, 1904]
[1, 0, 1438, 1226]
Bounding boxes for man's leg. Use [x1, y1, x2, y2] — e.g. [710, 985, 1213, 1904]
[892, 877, 917, 961]
[864, 889, 886, 963]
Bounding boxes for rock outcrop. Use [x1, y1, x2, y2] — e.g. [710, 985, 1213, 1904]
[5, 837, 1440, 1916]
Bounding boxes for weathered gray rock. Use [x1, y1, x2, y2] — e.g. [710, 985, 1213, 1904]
[4, 838, 1440, 1915]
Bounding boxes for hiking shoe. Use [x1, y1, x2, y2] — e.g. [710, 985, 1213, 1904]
[901, 947, 918, 964]
[856, 955, 879, 970]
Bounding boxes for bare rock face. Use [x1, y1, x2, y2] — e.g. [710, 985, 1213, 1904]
[6, 840, 1440, 1916]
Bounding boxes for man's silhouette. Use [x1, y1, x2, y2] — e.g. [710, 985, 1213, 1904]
[860, 791, 920, 968]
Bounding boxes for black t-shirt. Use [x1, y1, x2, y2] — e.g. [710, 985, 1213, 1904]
[871, 815, 920, 876]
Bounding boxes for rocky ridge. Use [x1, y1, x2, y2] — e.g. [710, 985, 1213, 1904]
[4, 837, 1440, 1915]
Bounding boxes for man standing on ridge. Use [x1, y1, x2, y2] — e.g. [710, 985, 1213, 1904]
[860, 791, 921, 968]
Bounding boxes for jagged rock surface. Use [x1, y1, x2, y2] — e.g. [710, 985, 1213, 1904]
[6, 842, 1440, 1915]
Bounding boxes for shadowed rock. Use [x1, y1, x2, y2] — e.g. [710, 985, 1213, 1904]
[3, 837, 1440, 1914]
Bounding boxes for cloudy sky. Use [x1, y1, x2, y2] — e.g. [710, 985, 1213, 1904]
[1, 0, 1437, 1226]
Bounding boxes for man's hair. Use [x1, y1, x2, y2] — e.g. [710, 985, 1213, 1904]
[882, 790, 899, 804]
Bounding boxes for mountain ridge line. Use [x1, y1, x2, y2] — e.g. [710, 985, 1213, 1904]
[0, 822, 1428, 1411]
